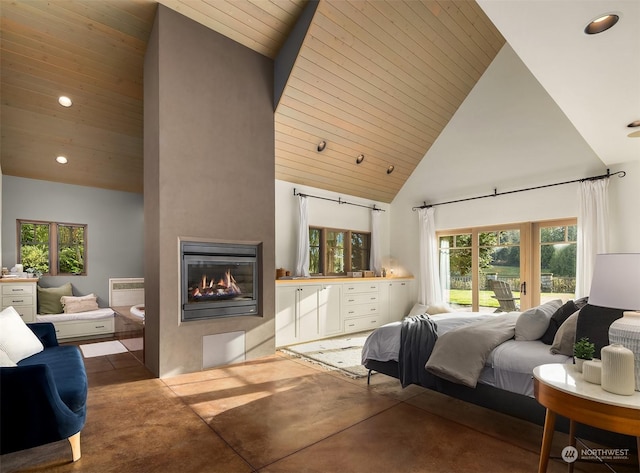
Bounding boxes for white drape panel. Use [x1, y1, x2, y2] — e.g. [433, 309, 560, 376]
[370, 210, 382, 276]
[576, 179, 609, 297]
[294, 196, 310, 277]
[418, 207, 443, 305]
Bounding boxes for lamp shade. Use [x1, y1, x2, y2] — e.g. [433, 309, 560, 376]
[588, 253, 640, 310]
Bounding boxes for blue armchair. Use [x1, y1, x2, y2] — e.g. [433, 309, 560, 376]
[1, 322, 87, 461]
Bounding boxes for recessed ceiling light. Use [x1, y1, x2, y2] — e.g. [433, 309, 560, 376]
[356, 154, 365, 164]
[584, 14, 619, 34]
[58, 96, 72, 107]
[317, 140, 326, 152]
[386, 165, 395, 174]
[628, 120, 640, 128]
[56, 156, 68, 164]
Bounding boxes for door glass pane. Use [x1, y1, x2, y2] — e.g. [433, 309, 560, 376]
[480, 229, 521, 313]
[539, 224, 577, 303]
[439, 233, 472, 311]
[326, 231, 345, 274]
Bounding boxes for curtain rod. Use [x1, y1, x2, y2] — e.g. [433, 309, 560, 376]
[293, 188, 385, 212]
[412, 169, 626, 211]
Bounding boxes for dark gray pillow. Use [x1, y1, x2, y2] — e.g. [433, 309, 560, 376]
[574, 304, 624, 358]
[540, 300, 578, 345]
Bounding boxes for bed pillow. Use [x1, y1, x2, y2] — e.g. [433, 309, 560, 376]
[407, 303, 428, 317]
[514, 299, 562, 341]
[575, 303, 624, 358]
[425, 303, 453, 315]
[0, 306, 44, 362]
[0, 348, 17, 367]
[61, 294, 99, 314]
[540, 300, 579, 345]
[550, 310, 580, 355]
[38, 283, 73, 314]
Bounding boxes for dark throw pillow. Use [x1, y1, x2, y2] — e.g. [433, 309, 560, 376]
[574, 303, 624, 358]
[540, 300, 578, 345]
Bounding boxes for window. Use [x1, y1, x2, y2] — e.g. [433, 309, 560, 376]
[309, 227, 370, 276]
[18, 220, 87, 275]
[437, 218, 577, 312]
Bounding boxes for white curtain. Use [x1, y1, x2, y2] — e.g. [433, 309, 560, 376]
[370, 209, 382, 276]
[294, 196, 310, 277]
[418, 207, 442, 305]
[575, 179, 609, 297]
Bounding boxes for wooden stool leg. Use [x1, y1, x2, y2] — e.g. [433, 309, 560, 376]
[539, 409, 556, 473]
[68, 431, 81, 462]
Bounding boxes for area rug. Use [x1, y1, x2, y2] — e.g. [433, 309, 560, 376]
[282, 331, 374, 378]
[79, 340, 128, 358]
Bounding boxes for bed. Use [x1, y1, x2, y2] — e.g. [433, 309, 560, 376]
[361, 302, 635, 449]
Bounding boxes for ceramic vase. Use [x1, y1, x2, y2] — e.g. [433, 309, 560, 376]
[582, 359, 602, 384]
[601, 343, 635, 395]
[608, 311, 640, 391]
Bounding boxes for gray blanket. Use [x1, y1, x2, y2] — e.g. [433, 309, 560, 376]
[399, 314, 438, 388]
[425, 313, 518, 388]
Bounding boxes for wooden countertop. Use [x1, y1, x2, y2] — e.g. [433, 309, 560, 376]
[276, 276, 413, 284]
[0, 277, 39, 283]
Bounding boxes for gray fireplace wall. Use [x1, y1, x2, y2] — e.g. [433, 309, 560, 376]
[144, 6, 275, 377]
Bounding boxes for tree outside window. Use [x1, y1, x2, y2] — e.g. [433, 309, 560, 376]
[18, 220, 87, 275]
[310, 227, 370, 276]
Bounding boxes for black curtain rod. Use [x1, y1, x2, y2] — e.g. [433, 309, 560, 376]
[293, 188, 385, 212]
[412, 169, 626, 211]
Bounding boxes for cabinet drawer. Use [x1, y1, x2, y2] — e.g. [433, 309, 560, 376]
[4, 305, 35, 322]
[3, 295, 34, 307]
[343, 293, 379, 305]
[344, 315, 381, 333]
[53, 318, 115, 339]
[2, 284, 34, 295]
[343, 283, 378, 294]
[343, 303, 378, 318]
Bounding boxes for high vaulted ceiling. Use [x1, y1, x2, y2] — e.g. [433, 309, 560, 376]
[0, 0, 501, 202]
[1, 1, 638, 203]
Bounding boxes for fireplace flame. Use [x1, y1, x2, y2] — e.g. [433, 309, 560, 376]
[191, 269, 241, 299]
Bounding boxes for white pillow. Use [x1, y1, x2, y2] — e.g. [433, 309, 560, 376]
[425, 303, 453, 315]
[0, 348, 17, 367]
[0, 306, 44, 362]
[515, 299, 562, 341]
[407, 303, 428, 317]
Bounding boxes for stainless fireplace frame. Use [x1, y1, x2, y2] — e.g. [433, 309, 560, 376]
[180, 241, 260, 321]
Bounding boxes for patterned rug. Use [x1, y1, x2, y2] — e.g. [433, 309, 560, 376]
[282, 331, 374, 378]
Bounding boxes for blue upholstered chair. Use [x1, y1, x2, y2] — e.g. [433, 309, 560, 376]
[0, 322, 87, 461]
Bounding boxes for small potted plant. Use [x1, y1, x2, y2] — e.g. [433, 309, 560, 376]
[573, 337, 595, 372]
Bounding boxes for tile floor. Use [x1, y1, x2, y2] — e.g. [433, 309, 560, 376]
[1, 347, 637, 473]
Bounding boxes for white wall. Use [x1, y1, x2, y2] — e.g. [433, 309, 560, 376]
[390, 44, 639, 290]
[275, 179, 391, 275]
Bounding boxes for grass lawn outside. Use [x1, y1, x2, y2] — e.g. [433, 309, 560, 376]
[447, 289, 574, 310]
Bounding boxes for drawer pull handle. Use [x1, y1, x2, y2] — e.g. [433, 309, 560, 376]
[347, 323, 355, 328]
[370, 320, 377, 324]
[95, 325, 105, 329]
[11, 288, 24, 292]
[348, 298, 355, 302]
[13, 299, 24, 303]
[348, 311, 355, 315]
[370, 297, 376, 300]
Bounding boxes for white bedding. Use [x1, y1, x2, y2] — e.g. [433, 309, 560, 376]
[361, 311, 571, 397]
[36, 307, 115, 322]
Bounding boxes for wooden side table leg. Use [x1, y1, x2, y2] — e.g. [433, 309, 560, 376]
[568, 420, 575, 473]
[539, 408, 556, 473]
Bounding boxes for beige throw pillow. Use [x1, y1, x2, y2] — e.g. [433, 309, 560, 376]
[550, 310, 580, 356]
[61, 294, 99, 314]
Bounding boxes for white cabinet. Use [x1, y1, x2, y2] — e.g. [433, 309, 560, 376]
[276, 278, 413, 345]
[1, 280, 37, 322]
[342, 282, 381, 333]
[387, 280, 413, 322]
[275, 284, 322, 347]
[318, 284, 341, 337]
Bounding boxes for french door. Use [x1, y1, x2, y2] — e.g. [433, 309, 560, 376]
[438, 219, 576, 312]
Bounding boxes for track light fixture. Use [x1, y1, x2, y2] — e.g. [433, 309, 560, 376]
[386, 165, 395, 174]
[356, 154, 364, 164]
[317, 140, 327, 152]
[584, 14, 619, 34]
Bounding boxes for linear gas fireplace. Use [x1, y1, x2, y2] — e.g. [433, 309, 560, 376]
[181, 241, 260, 321]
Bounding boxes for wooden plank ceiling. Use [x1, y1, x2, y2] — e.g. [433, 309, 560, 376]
[0, 0, 503, 202]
